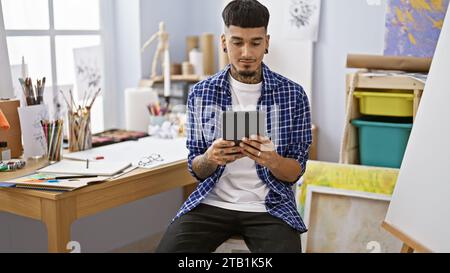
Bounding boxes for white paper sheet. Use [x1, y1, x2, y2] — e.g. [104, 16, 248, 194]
[283, 0, 321, 42]
[18, 104, 49, 158]
[38, 159, 132, 176]
[73, 45, 103, 100]
[63, 137, 188, 169]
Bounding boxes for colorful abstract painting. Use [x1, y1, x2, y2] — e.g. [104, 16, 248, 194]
[385, 0, 449, 57]
[297, 161, 399, 217]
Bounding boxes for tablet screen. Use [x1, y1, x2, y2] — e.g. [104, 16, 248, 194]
[222, 111, 267, 142]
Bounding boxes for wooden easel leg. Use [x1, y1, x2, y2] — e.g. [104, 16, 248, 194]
[413, 89, 422, 122]
[41, 198, 77, 253]
[401, 243, 414, 253]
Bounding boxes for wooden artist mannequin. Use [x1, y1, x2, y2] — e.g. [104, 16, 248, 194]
[141, 21, 170, 79]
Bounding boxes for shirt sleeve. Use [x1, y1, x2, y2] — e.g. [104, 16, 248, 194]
[285, 90, 313, 182]
[186, 86, 208, 181]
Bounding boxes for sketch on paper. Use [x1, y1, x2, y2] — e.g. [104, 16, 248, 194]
[385, 0, 449, 57]
[18, 104, 49, 158]
[289, 0, 316, 27]
[284, 0, 321, 41]
[73, 45, 103, 100]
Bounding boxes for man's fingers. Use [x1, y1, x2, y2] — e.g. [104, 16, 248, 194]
[232, 154, 246, 160]
[217, 154, 243, 164]
[222, 147, 242, 155]
[240, 142, 261, 157]
[260, 142, 275, 152]
[245, 136, 274, 151]
[214, 139, 236, 148]
[241, 138, 261, 150]
[213, 146, 241, 157]
[249, 135, 270, 143]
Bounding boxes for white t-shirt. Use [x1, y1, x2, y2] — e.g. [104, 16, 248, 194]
[201, 75, 270, 212]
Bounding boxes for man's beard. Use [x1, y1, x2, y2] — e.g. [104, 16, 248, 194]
[232, 64, 257, 78]
[238, 70, 257, 78]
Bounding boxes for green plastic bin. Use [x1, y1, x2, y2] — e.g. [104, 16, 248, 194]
[351, 116, 413, 168]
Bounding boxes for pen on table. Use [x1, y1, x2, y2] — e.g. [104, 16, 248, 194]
[39, 175, 98, 180]
[86, 159, 89, 169]
[68, 156, 104, 162]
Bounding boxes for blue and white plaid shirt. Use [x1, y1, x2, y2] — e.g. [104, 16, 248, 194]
[174, 63, 312, 233]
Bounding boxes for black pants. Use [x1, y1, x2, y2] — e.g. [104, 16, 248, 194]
[155, 204, 302, 253]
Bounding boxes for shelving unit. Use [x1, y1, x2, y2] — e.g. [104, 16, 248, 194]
[340, 71, 425, 166]
[139, 75, 205, 105]
[139, 74, 203, 86]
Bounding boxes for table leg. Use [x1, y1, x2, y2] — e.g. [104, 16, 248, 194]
[41, 198, 77, 253]
[183, 184, 197, 201]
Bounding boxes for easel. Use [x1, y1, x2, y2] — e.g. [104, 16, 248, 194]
[401, 244, 414, 254]
[381, 221, 432, 253]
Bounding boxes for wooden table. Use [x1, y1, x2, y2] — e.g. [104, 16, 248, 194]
[0, 158, 196, 252]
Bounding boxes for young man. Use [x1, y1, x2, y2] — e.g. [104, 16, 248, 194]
[156, 0, 312, 253]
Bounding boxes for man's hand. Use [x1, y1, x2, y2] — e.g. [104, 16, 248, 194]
[239, 135, 280, 170]
[192, 139, 245, 180]
[206, 138, 245, 166]
[240, 135, 302, 183]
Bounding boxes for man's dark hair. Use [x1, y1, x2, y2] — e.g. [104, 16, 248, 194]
[222, 0, 270, 29]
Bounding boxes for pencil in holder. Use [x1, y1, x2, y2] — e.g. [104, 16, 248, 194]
[68, 108, 92, 152]
[60, 88, 101, 152]
[41, 120, 64, 162]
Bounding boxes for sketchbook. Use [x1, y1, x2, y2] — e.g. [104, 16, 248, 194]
[1, 173, 110, 191]
[38, 159, 132, 176]
[62, 137, 188, 169]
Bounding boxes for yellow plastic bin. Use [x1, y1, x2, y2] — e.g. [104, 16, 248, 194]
[354, 91, 414, 117]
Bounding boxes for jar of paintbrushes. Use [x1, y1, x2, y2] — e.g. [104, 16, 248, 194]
[60, 88, 101, 152]
[19, 77, 46, 106]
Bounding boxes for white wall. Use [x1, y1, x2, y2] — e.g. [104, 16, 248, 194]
[0, 3, 14, 98]
[312, 0, 387, 162]
[113, 0, 142, 128]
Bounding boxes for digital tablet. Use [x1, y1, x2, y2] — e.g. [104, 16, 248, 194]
[222, 111, 267, 144]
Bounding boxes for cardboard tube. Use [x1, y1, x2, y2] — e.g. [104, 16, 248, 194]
[171, 63, 182, 75]
[182, 62, 194, 75]
[186, 36, 199, 61]
[347, 54, 432, 73]
[201, 33, 215, 75]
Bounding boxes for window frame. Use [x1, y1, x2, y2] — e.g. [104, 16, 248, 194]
[1, 0, 117, 130]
